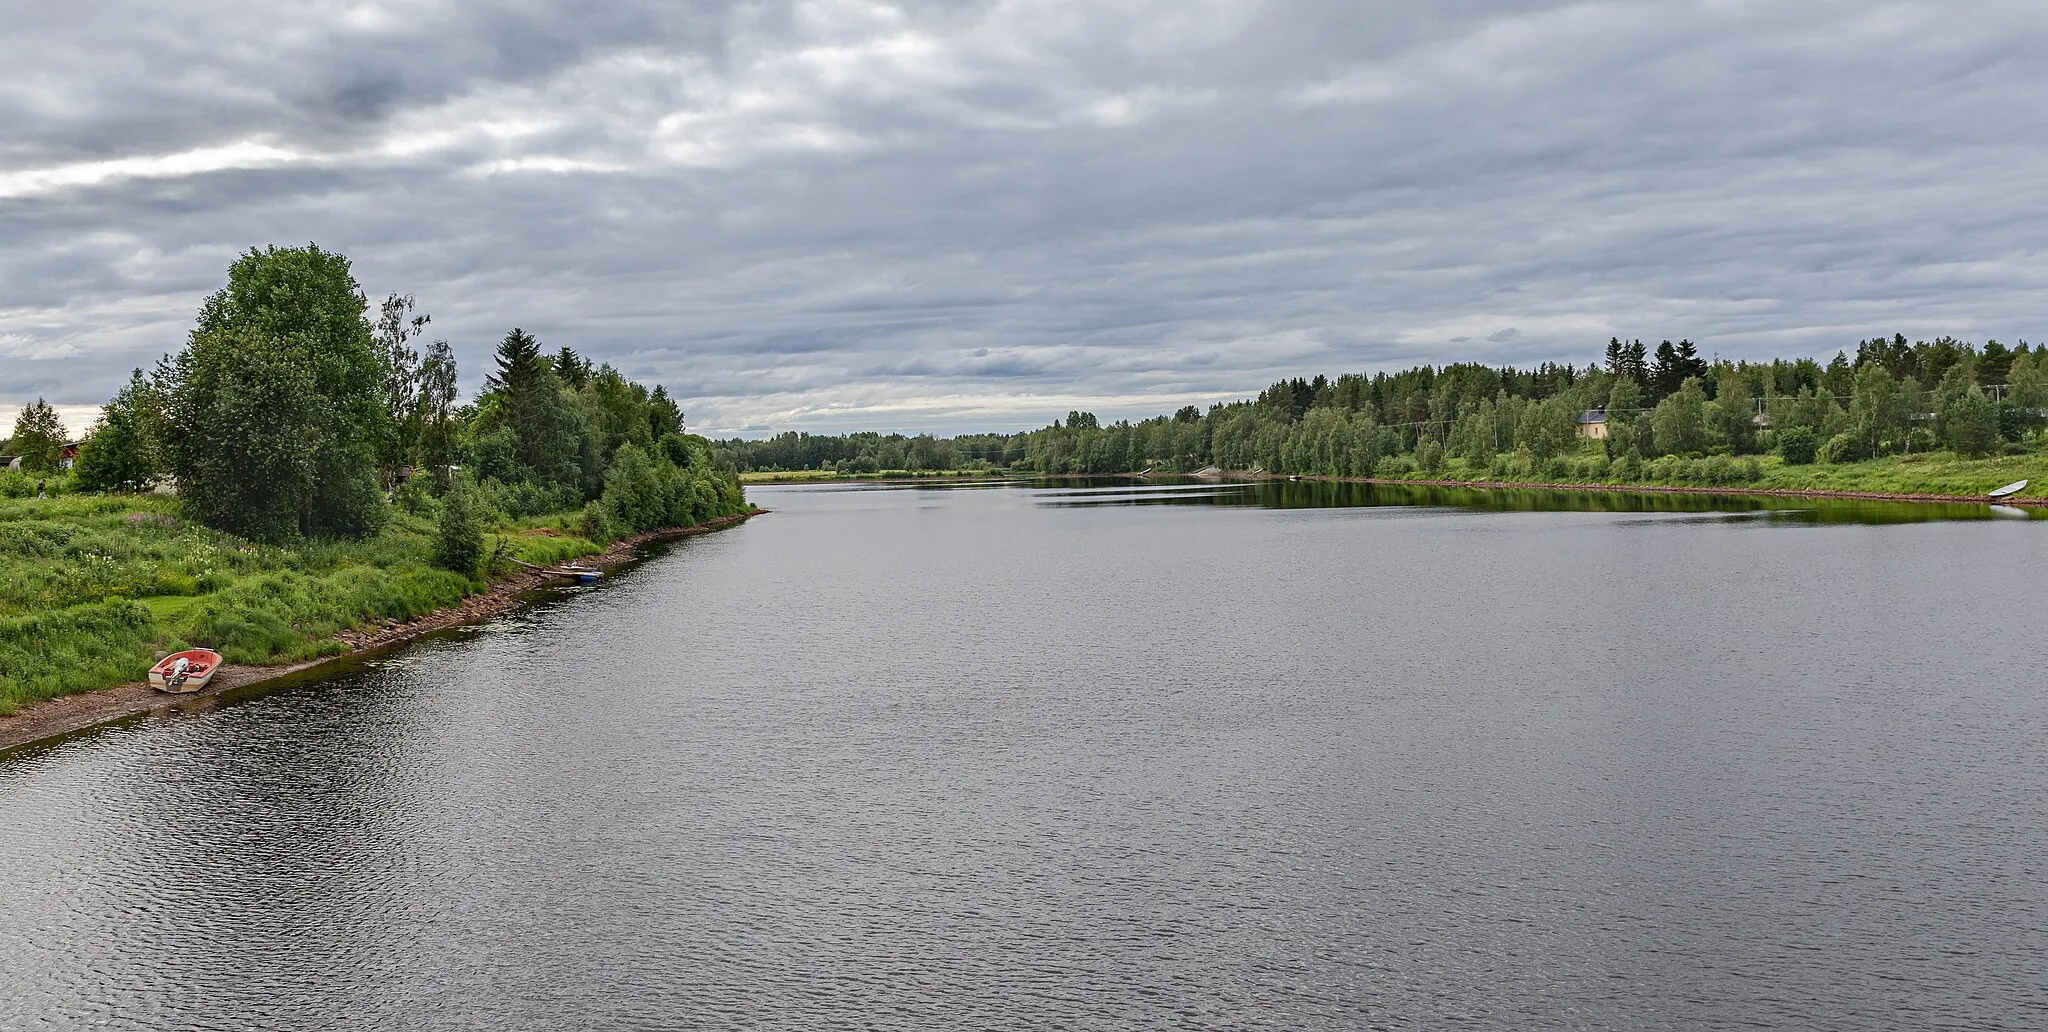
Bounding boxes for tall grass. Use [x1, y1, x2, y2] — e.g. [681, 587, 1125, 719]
[0, 600, 159, 710]
[0, 491, 611, 715]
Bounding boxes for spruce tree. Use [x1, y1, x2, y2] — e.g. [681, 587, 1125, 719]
[484, 328, 584, 488]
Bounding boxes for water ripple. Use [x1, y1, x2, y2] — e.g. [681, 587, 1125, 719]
[3, 483, 2046, 1029]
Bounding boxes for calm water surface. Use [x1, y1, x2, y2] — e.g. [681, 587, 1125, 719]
[3, 481, 2045, 1030]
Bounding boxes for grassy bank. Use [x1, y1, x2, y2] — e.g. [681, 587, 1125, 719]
[0, 490, 615, 716]
[1342, 446, 2046, 499]
[736, 448, 2044, 497]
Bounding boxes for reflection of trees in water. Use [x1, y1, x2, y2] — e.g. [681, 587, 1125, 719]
[1038, 476, 2026, 524]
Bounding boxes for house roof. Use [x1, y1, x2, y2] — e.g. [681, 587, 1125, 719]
[1578, 409, 1607, 424]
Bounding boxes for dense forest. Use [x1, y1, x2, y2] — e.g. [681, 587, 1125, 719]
[715, 336, 2048, 485]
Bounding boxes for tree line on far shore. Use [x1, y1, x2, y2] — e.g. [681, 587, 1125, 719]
[5, 244, 746, 568]
[715, 335, 2048, 481]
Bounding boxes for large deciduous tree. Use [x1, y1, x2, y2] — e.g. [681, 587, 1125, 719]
[1943, 387, 2000, 457]
[1847, 363, 1910, 457]
[1650, 377, 1709, 456]
[373, 292, 430, 480]
[1708, 367, 1757, 454]
[414, 339, 460, 490]
[164, 244, 388, 541]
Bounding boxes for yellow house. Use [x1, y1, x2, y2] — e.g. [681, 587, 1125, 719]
[1576, 409, 1609, 440]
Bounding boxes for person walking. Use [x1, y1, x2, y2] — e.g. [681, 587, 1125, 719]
[36, 478, 46, 499]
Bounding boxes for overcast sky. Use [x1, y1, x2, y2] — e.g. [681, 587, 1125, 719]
[5, 1, 2046, 437]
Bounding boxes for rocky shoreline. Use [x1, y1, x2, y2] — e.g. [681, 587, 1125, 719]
[0, 509, 764, 755]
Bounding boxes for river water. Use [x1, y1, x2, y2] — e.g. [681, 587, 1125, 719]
[3, 480, 2045, 1030]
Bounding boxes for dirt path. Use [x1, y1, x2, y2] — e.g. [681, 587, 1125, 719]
[0, 510, 764, 755]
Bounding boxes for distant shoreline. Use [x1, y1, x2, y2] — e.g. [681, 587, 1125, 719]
[1253, 472, 2047, 507]
[740, 470, 1030, 485]
[0, 510, 764, 756]
[744, 469, 2042, 506]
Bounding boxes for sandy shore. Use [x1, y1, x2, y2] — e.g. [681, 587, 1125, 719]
[0, 509, 764, 755]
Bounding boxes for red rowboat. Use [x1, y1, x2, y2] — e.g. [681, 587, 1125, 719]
[149, 648, 222, 694]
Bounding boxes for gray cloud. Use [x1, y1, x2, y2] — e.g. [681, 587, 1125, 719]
[5, 0, 2048, 436]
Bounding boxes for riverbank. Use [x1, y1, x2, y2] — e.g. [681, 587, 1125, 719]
[1227, 448, 2044, 505]
[0, 509, 763, 753]
[743, 447, 2044, 502]
[1269, 474, 2046, 507]
[737, 469, 2043, 505]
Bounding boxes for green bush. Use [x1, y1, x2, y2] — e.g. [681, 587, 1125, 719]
[432, 485, 484, 576]
[1777, 426, 1818, 465]
[1507, 445, 1535, 478]
[1702, 455, 1735, 484]
[579, 500, 619, 544]
[1414, 438, 1445, 474]
[0, 471, 68, 498]
[1819, 432, 1869, 464]
[392, 475, 439, 516]
[476, 478, 579, 519]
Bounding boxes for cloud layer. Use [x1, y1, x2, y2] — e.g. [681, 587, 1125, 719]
[6, 0, 2047, 436]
